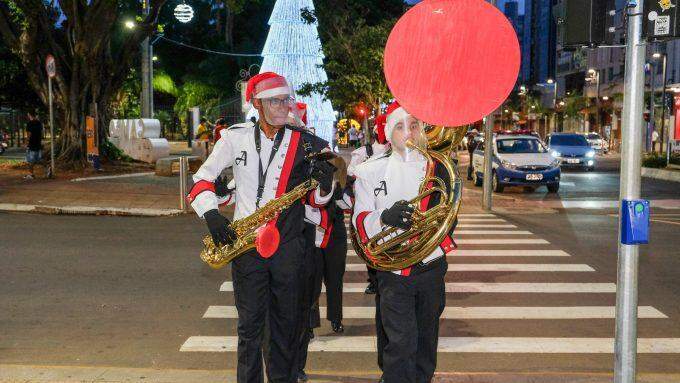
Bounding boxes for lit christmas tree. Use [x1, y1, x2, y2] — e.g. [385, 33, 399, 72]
[258, 0, 336, 143]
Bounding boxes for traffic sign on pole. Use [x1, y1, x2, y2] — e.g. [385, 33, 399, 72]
[45, 55, 56, 78]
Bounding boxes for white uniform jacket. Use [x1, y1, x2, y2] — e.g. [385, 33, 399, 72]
[188, 122, 333, 245]
[347, 142, 388, 177]
[351, 151, 456, 276]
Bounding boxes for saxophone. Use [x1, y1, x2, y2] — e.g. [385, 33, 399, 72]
[200, 178, 319, 269]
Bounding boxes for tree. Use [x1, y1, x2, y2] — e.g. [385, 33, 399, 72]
[0, 1, 167, 163]
[298, 0, 405, 116]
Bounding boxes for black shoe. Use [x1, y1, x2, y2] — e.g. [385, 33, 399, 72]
[297, 370, 308, 382]
[364, 282, 376, 295]
[331, 321, 344, 333]
[308, 328, 314, 339]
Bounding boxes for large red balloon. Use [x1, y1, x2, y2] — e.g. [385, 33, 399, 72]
[384, 0, 521, 127]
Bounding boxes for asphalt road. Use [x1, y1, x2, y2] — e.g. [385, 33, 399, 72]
[460, 153, 680, 202]
[1, 206, 679, 379]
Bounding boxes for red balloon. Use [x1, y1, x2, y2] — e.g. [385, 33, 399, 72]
[384, 0, 520, 127]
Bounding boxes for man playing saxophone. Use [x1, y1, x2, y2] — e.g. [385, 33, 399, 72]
[352, 102, 456, 383]
[187, 72, 335, 383]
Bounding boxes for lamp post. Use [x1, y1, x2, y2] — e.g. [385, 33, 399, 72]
[653, 52, 668, 156]
[546, 78, 557, 134]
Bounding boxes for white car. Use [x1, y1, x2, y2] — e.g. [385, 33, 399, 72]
[584, 132, 608, 153]
[472, 135, 561, 193]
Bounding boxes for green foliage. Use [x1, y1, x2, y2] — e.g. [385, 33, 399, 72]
[563, 94, 589, 119]
[153, 70, 179, 97]
[641, 152, 680, 168]
[173, 80, 221, 116]
[100, 140, 134, 162]
[297, 0, 405, 115]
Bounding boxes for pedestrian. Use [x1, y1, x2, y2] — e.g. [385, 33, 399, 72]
[352, 102, 455, 383]
[297, 158, 348, 382]
[348, 125, 358, 148]
[186, 72, 336, 383]
[212, 117, 228, 143]
[24, 112, 44, 180]
[466, 129, 479, 180]
[342, 113, 390, 372]
[652, 129, 660, 152]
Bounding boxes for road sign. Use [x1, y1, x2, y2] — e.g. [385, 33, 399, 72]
[45, 55, 56, 78]
[643, 0, 680, 39]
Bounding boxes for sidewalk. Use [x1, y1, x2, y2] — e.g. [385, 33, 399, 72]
[0, 161, 184, 216]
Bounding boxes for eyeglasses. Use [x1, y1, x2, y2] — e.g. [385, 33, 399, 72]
[264, 97, 294, 108]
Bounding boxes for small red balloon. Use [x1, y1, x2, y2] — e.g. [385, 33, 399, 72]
[384, 0, 520, 127]
[255, 222, 280, 258]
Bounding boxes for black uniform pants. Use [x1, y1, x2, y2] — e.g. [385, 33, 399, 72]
[321, 236, 347, 323]
[231, 238, 306, 383]
[376, 259, 447, 383]
[297, 245, 323, 373]
[467, 150, 475, 179]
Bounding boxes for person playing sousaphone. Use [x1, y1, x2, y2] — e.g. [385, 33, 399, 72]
[352, 102, 457, 382]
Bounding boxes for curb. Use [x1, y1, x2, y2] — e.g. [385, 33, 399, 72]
[642, 167, 680, 182]
[1, 365, 678, 383]
[0, 203, 185, 217]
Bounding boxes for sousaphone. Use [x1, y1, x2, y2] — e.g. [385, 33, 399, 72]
[350, 0, 520, 271]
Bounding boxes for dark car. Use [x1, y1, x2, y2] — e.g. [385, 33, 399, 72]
[547, 133, 596, 171]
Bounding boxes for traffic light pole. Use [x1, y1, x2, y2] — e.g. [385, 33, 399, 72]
[614, 1, 645, 382]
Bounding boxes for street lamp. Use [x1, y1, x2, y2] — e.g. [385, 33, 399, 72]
[124, 20, 136, 29]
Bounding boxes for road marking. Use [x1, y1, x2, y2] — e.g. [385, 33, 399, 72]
[202, 305, 666, 320]
[450, 249, 571, 257]
[346, 248, 564, 257]
[651, 218, 680, 226]
[344, 263, 594, 272]
[457, 218, 507, 223]
[453, 239, 549, 244]
[220, 282, 617, 293]
[181, 336, 680, 353]
[456, 224, 517, 228]
[560, 182, 576, 187]
[454, 230, 533, 235]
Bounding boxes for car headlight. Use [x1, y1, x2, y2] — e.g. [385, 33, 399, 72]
[551, 150, 561, 158]
[501, 159, 516, 170]
[586, 150, 595, 158]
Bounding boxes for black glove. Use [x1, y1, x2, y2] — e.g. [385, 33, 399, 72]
[380, 200, 415, 230]
[311, 160, 336, 194]
[214, 175, 234, 198]
[204, 209, 237, 247]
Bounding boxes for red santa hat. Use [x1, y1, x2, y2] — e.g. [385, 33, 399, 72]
[373, 114, 387, 144]
[384, 101, 410, 142]
[296, 102, 308, 126]
[245, 72, 290, 103]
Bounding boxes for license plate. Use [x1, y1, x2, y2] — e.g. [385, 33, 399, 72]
[566, 159, 580, 164]
[526, 173, 543, 181]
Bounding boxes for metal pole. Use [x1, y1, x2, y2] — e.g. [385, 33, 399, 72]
[649, 61, 656, 152]
[482, 0, 497, 211]
[614, 1, 644, 382]
[48, 76, 55, 178]
[660, 55, 668, 156]
[179, 156, 188, 210]
[140, 0, 151, 118]
[596, 71, 601, 135]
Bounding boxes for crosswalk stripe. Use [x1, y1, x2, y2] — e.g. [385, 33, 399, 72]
[181, 336, 680, 353]
[454, 239, 549, 244]
[346, 239, 551, 247]
[456, 224, 517, 228]
[220, 282, 617, 293]
[344, 263, 594, 272]
[346, 249, 571, 257]
[454, 230, 533, 235]
[344, 213, 498, 218]
[202, 305, 666, 320]
[448, 249, 571, 257]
